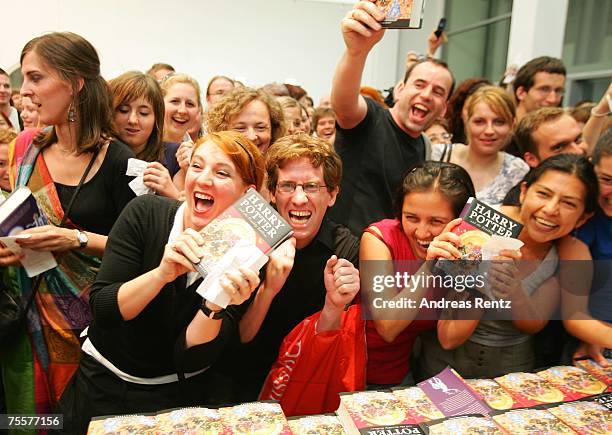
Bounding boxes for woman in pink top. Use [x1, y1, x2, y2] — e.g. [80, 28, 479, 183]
[360, 161, 475, 387]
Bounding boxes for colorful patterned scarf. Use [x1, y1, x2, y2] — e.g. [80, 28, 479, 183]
[2, 129, 100, 418]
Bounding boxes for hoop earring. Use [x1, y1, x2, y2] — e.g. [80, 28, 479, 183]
[67, 103, 76, 122]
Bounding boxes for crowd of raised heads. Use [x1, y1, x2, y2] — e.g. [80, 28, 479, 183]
[0, 3, 611, 430]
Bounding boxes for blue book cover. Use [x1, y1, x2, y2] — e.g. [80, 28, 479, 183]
[0, 186, 48, 236]
[0, 186, 56, 277]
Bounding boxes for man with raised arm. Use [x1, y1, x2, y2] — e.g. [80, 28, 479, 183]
[328, 0, 454, 235]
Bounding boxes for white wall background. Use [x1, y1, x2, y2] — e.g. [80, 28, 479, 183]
[3, 0, 444, 103]
[507, 0, 568, 67]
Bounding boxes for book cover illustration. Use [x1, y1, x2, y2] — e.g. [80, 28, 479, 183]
[288, 414, 346, 434]
[537, 366, 607, 399]
[494, 372, 565, 407]
[155, 407, 224, 434]
[492, 408, 576, 434]
[375, 0, 424, 29]
[452, 197, 523, 261]
[548, 401, 612, 435]
[465, 379, 515, 410]
[392, 386, 445, 423]
[417, 367, 491, 417]
[435, 197, 523, 279]
[87, 414, 157, 434]
[424, 415, 503, 435]
[336, 390, 411, 431]
[0, 186, 57, 277]
[218, 401, 292, 435]
[576, 359, 612, 390]
[194, 188, 293, 308]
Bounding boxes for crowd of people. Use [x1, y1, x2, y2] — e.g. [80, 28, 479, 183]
[0, 0, 611, 433]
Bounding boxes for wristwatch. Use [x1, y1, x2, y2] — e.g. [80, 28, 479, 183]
[200, 300, 226, 320]
[76, 230, 88, 249]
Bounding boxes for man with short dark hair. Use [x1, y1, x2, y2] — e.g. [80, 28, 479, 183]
[0, 69, 20, 132]
[328, 1, 454, 235]
[503, 107, 587, 206]
[513, 107, 586, 168]
[513, 56, 566, 120]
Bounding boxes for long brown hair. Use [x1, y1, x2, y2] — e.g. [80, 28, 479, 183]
[109, 71, 165, 162]
[20, 32, 114, 153]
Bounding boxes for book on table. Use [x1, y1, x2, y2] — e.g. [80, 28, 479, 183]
[336, 367, 491, 434]
[0, 186, 57, 277]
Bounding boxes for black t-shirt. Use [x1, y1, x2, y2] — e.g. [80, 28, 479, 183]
[208, 218, 359, 403]
[328, 98, 426, 235]
[54, 140, 136, 235]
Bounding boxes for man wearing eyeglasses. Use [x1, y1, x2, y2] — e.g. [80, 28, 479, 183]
[514, 56, 566, 120]
[204, 134, 360, 403]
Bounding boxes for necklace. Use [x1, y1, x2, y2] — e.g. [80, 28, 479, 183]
[55, 143, 77, 155]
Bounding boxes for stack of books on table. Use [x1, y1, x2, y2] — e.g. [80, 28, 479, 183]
[88, 359, 612, 434]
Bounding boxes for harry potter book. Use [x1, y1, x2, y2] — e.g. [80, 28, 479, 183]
[451, 197, 523, 261]
[288, 414, 346, 435]
[0, 186, 57, 277]
[575, 359, 612, 391]
[422, 415, 504, 435]
[193, 188, 293, 308]
[218, 401, 292, 435]
[493, 408, 575, 434]
[537, 366, 607, 400]
[436, 197, 523, 279]
[392, 387, 445, 423]
[375, 0, 425, 29]
[465, 379, 516, 411]
[548, 400, 612, 434]
[155, 407, 224, 434]
[336, 390, 425, 434]
[493, 372, 565, 407]
[417, 367, 491, 417]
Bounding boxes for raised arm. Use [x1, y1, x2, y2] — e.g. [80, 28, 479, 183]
[331, 0, 385, 129]
[583, 81, 612, 156]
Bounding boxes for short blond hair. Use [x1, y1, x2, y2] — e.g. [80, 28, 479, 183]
[464, 85, 515, 126]
[160, 73, 202, 109]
